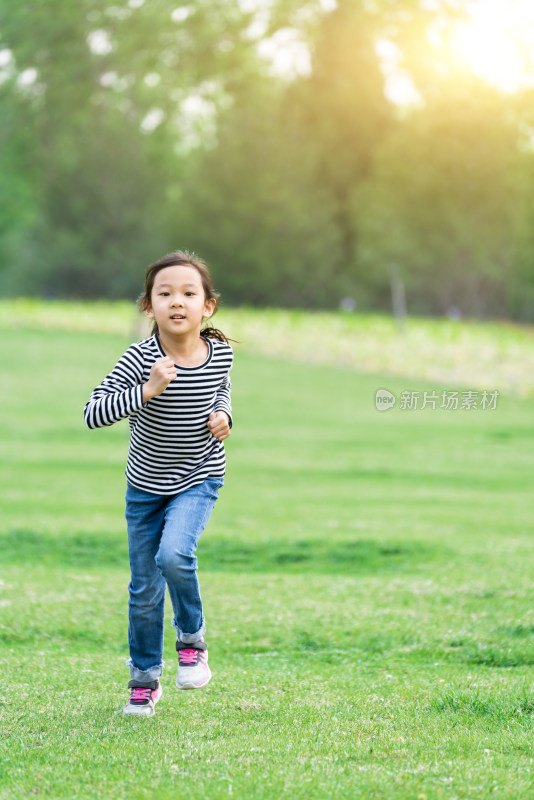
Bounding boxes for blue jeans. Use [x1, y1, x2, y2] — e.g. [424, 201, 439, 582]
[124, 476, 224, 683]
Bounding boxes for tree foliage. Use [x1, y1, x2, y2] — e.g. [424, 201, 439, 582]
[1, 0, 534, 319]
[358, 78, 524, 317]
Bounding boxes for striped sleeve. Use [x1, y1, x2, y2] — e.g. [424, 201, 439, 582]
[213, 373, 233, 428]
[84, 345, 145, 429]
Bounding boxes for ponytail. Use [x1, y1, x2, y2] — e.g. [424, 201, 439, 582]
[201, 324, 238, 344]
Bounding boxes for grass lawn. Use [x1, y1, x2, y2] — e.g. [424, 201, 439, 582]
[1, 304, 534, 799]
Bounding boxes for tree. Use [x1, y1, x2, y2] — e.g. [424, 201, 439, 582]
[288, 0, 392, 292]
[357, 77, 523, 317]
[173, 76, 343, 307]
[0, 0, 260, 296]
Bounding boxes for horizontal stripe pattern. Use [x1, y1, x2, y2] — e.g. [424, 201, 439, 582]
[84, 334, 233, 495]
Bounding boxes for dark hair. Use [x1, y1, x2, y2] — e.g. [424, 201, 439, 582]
[138, 250, 234, 343]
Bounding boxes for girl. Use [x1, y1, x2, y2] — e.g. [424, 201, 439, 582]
[84, 250, 234, 717]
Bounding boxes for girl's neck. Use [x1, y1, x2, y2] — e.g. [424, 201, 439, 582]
[157, 330, 208, 366]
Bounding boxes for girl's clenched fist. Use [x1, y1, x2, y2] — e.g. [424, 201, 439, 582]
[142, 357, 177, 401]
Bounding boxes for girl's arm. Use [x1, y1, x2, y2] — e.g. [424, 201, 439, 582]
[84, 345, 146, 429]
[212, 373, 232, 429]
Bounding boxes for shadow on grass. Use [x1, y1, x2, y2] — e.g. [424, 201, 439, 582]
[430, 690, 534, 723]
[459, 644, 534, 668]
[1, 529, 450, 575]
[444, 633, 534, 668]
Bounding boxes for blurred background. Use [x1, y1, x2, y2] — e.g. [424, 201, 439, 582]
[2, 0, 534, 320]
[4, 5, 534, 794]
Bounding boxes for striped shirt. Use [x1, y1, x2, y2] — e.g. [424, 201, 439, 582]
[84, 333, 233, 495]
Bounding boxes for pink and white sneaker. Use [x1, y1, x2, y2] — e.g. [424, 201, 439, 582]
[123, 680, 162, 717]
[176, 640, 212, 689]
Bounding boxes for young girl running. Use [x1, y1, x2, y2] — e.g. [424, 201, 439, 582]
[84, 250, 233, 717]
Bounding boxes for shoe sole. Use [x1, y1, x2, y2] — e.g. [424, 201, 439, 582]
[123, 704, 156, 717]
[176, 669, 212, 690]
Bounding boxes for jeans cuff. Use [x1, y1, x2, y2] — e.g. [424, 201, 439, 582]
[126, 658, 165, 682]
[172, 617, 206, 645]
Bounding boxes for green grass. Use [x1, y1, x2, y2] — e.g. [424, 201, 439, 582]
[3, 297, 534, 397]
[1, 304, 534, 799]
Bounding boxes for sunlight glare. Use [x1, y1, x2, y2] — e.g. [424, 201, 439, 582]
[450, 0, 534, 92]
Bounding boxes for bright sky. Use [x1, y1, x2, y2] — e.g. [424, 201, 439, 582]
[380, 0, 534, 104]
[449, 0, 534, 93]
[249, 0, 534, 103]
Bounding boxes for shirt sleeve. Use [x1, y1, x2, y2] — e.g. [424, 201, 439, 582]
[212, 346, 233, 428]
[84, 344, 146, 429]
[213, 374, 233, 429]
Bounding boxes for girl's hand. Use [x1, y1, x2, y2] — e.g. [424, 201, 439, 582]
[143, 357, 176, 401]
[208, 411, 231, 441]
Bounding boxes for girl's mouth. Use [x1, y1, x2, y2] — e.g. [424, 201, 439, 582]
[170, 315, 186, 320]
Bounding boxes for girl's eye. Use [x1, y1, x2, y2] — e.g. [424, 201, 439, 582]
[185, 292, 194, 296]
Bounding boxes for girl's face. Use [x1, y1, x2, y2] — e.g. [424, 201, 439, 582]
[145, 265, 216, 337]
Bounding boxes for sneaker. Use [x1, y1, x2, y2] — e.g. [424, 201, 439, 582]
[176, 640, 212, 689]
[123, 679, 162, 717]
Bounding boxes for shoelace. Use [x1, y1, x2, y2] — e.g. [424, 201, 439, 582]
[179, 648, 200, 665]
[130, 687, 153, 703]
